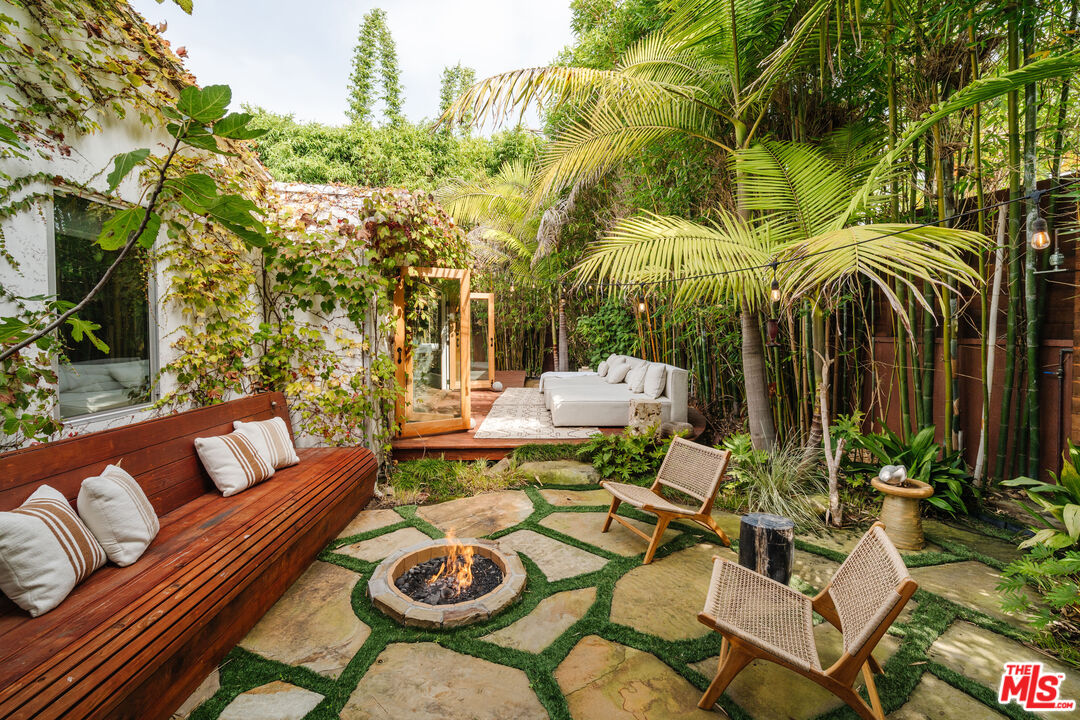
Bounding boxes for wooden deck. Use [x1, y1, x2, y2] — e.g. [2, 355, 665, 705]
[391, 371, 707, 461]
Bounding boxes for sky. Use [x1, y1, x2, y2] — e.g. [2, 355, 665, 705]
[131, 0, 575, 127]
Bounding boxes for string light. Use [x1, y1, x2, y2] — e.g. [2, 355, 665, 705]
[1030, 217, 1051, 250]
[769, 262, 781, 304]
[637, 300, 646, 313]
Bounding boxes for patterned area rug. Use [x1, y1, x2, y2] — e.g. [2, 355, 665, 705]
[473, 387, 600, 439]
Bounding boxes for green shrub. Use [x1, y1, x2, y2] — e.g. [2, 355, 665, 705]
[573, 297, 639, 368]
[577, 427, 674, 484]
[388, 458, 524, 505]
[508, 443, 583, 463]
[719, 433, 825, 528]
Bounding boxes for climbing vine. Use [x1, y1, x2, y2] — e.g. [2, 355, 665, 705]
[346, 8, 404, 126]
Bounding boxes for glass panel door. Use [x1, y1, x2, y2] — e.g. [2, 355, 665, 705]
[469, 293, 495, 389]
[394, 268, 471, 437]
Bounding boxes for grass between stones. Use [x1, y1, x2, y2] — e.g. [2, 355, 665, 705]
[190, 485, 1042, 720]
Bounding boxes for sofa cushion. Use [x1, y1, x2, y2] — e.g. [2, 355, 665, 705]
[234, 417, 300, 469]
[606, 363, 630, 384]
[643, 363, 667, 399]
[194, 431, 275, 497]
[0, 485, 107, 616]
[77, 465, 159, 567]
[597, 361, 609, 377]
[625, 364, 647, 393]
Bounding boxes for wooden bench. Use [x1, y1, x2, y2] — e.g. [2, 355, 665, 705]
[0, 392, 377, 720]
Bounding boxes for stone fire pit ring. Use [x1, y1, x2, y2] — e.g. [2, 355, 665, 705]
[367, 537, 526, 629]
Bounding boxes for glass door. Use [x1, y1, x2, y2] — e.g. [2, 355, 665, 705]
[394, 268, 471, 437]
[469, 293, 495, 389]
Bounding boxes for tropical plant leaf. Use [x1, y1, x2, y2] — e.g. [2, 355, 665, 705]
[106, 148, 149, 193]
[177, 84, 231, 124]
[97, 208, 162, 250]
[213, 112, 266, 140]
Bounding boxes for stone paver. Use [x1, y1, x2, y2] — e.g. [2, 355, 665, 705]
[923, 519, 1022, 565]
[172, 671, 219, 719]
[417, 490, 533, 536]
[802, 527, 942, 556]
[336, 509, 402, 538]
[498, 529, 608, 580]
[673, 509, 743, 541]
[910, 561, 1038, 628]
[343, 642, 546, 719]
[540, 488, 612, 507]
[219, 681, 323, 720]
[691, 623, 899, 719]
[928, 622, 1079, 719]
[888, 673, 1006, 719]
[555, 635, 715, 719]
[517, 460, 599, 485]
[483, 587, 597, 653]
[611, 542, 735, 641]
[239, 561, 367, 678]
[539, 511, 680, 556]
[337, 527, 432, 562]
[791, 549, 842, 589]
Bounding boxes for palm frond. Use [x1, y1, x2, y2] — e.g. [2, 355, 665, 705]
[779, 224, 987, 330]
[735, 141, 852, 241]
[572, 210, 776, 306]
[664, 0, 796, 77]
[616, 32, 729, 102]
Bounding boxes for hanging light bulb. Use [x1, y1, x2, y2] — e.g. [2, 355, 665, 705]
[769, 262, 781, 304]
[637, 300, 646, 313]
[1030, 217, 1051, 250]
[509, 282, 515, 292]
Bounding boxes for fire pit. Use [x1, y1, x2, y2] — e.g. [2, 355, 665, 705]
[367, 535, 526, 629]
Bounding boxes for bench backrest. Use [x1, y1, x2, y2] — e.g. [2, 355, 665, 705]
[0, 393, 290, 516]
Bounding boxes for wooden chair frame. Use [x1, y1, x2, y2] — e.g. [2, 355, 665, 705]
[600, 438, 732, 564]
[696, 523, 917, 720]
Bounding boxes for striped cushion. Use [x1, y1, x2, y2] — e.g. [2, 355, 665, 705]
[0, 484, 107, 616]
[194, 431, 275, 497]
[233, 417, 299, 469]
[77, 464, 160, 567]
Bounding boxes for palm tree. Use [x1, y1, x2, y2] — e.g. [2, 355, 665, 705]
[573, 139, 987, 522]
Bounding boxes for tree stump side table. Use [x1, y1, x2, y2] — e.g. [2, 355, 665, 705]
[628, 398, 662, 435]
[871, 477, 934, 550]
[738, 512, 795, 585]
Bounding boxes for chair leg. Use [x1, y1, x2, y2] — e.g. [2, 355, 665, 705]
[702, 515, 732, 547]
[601, 497, 621, 533]
[867, 655, 884, 674]
[698, 642, 754, 710]
[834, 684, 883, 720]
[861, 663, 885, 720]
[643, 515, 670, 564]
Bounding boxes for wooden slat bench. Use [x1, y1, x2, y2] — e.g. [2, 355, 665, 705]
[0, 392, 377, 720]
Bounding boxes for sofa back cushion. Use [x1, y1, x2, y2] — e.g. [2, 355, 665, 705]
[77, 465, 159, 567]
[643, 363, 667, 399]
[597, 361, 610, 377]
[605, 363, 631, 384]
[625, 364, 647, 393]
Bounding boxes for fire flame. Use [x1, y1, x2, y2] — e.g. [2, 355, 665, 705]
[426, 532, 475, 595]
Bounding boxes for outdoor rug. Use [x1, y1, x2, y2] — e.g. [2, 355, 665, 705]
[473, 387, 600, 439]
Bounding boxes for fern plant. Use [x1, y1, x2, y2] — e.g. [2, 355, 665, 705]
[577, 427, 675, 484]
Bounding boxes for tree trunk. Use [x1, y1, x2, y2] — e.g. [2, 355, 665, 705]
[975, 206, 1007, 485]
[557, 292, 569, 372]
[741, 298, 777, 450]
[1022, 0, 1040, 478]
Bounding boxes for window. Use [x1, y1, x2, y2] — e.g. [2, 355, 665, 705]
[53, 194, 153, 418]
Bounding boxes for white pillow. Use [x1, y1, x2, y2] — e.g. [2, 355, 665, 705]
[605, 363, 630, 384]
[0, 485, 107, 616]
[194, 431, 275, 497]
[625, 364, 647, 393]
[233, 417, 299, 469]
[77, 464, 159, 567]
[109, 360, 149, 388]
[597, 361, 609, 378]
[643, 363, 667, 399]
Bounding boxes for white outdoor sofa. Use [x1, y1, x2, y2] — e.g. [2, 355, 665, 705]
[540, 354, 689, 427]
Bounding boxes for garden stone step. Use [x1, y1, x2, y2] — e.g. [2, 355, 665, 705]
[239, 561, 368, 678]
[218, 681, 323, 720]
[417, 490, 533, 536]
[887, 673, 1006, 719]
[539, 511, 680, 556]
[342, 642, 546, 719]
[540, 488, 612, 507]
[497, 529, 608, 580]
[928, 621, 1079, 719]
[482, 587, 597, 653]
[555, 635, 716, 719]
[337, 527, 433, 562]
[611, 542, 735, 641]
[336, 508, 402, 539]
[690, 623, 898, 720]
[922, 519, 1022, 565]
[517, 460, 600, 485]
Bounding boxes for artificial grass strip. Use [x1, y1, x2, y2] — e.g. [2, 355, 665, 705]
[191, 484, 1042, 720]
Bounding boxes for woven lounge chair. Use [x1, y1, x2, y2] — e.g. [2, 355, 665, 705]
[696, 522, 916, 720]
[600, 437, 732, 564]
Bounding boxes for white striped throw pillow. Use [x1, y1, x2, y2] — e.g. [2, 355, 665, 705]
[233, 417, 299, 469]
[0, 484, 107, 616]
[77, 464, 160, 567]
[194, 431, 275, 497]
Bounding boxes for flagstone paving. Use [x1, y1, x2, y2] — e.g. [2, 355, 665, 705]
[516, 459, 600, 485]
[539, 510, 681, 555]
[181, 484, 1054, 720]
[483, 587, 597, 653]
[238, 562, 368, 678]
